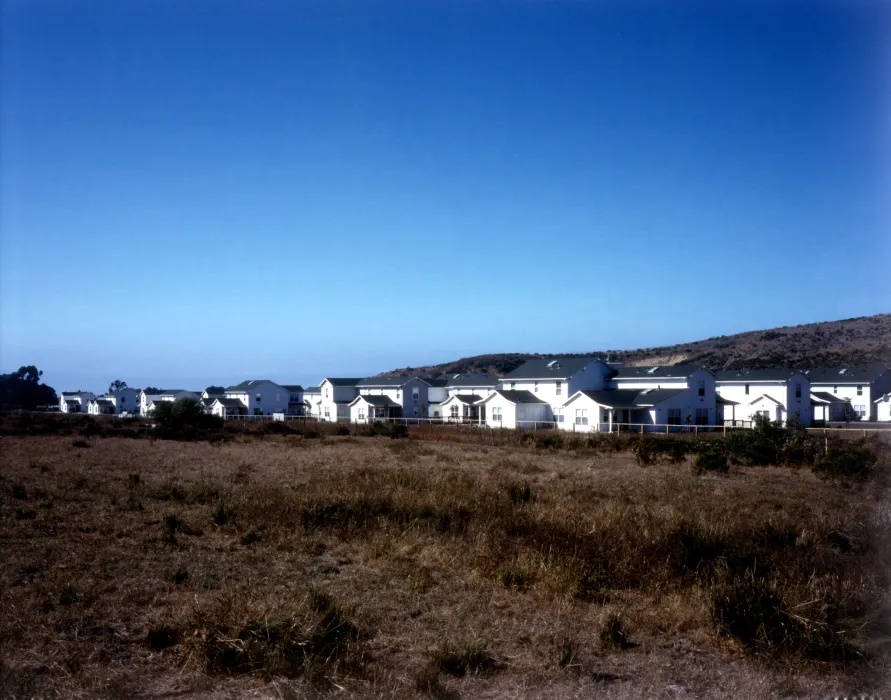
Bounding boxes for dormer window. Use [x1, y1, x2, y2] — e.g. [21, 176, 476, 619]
[857, 385, 863, 396]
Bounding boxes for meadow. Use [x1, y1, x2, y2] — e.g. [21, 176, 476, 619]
[1, 422, 889, 698]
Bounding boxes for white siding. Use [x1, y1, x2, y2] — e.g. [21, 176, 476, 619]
[876, 395, 891, 422]
[480, 393, 549, 429]
[716, 374, 811, 426]
[497, 361, 611, 417]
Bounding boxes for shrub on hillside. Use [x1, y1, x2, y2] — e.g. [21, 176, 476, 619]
[812, 444, 876, 482]
[693, 448, 729, 475]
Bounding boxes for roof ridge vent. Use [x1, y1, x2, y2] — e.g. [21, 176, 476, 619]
[547, 360, 560, 369]
[839, 368, 848, 375]
[647, 366, 660, 374]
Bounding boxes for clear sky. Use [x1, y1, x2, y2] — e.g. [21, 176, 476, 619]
[1, 0, 889, 392]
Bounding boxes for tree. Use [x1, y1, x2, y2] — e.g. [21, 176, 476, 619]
[143, 386, 161, 394]
[205, 385, 225, 394]
[150, 397, 221, 432]
[108, 379, 128, 393]
[0, 365, 58, 410]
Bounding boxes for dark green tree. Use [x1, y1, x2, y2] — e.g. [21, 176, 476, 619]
[108, 379, 129, 393]
[0, 366, 58, 410]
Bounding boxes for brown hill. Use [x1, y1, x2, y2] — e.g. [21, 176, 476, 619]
[384, 313, 891, 377]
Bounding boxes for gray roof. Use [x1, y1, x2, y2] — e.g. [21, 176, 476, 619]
[810, 391, 848, 404]
[444, 393, 483, 404]
[282, 385, 303, 392]
[716, 369, 806, 382]
[488, 390, 548, 404]
[803, 365, 890, 384]
[575, 389, 685, 409]
[353, 395, 399, 407]
[749, 394, 781, 406]
[609, 364, 707, 379]
[503, 357, 603, 380]
[716, 395, 739, 405]
[94, 399, 114, 406]
[357, 375, 423, 387]
[324, 378, 364, 386]
[213, 398, 247, 408]
[225, 380, 281, 391]
[304, 386, 321, 394]
[444, 373, 498, 388]
[424, 378, 449, 387]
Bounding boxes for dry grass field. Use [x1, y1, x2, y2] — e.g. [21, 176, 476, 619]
[1, 430, 890, 699]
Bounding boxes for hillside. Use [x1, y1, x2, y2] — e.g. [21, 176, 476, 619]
[385, 313, 891, 377]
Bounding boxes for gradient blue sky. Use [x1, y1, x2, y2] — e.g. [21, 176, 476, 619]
[2, 0, 889, 392]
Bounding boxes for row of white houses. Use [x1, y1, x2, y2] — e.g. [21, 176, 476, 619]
[59, 361, 891, 429]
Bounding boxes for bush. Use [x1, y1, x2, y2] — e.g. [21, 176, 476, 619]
[260, 421, 294, 436]
[599, 612, 633, 649]
[693, 448, 729, 475]
[535, 434, 562, 450]
[506, 482, 532, 505]
[812, 444, 876, 482]
[432, 642, 500, 677]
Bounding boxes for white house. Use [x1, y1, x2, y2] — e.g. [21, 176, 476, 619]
[349, 376, 430, 423]
[209, 397, 248, 418]
[557, 388, 691, 433]
[803, 366, 891, 421]
[476, 390, 550, 429]
[303, 386, 322, 418]
[715, 370, 812, 426]
[223, 380, 290, 416]
[425, 377, 449, 418]
[86, 398, 115, 415]
[606, 365, 717, 425]
[60, 392, 95, 413]
[875, 393, 891, 422]
[318, 378, 363, 422]
[441, 393, 487, 423]
[107, 387, 141, 415]
[139, 390, 199, 416]
[499, 357, 615, 420]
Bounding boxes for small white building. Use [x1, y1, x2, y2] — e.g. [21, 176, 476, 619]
[60, 392, 95, 413]
[303, 386, 322, 418]
[804, 366, 891, 421]
[441, 393, 486, 423]
[476, 390, 550, 429]
[558, 388, 691, 432]
[715, 370, 812, 426]
[209, 397, 248, 418]
[349, 394, 402, 423]
[223, 380, 290, 416]
[875, 393, 891, 422]
[87, 398, 115, 415]
[499, 357, 615, 420]
[318, 378, 363, 422]
[607, 365, 717, 425]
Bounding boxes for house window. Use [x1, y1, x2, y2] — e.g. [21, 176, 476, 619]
[324, 407, 330, 419]
[554, 409, 564, 423]
[855, 405, 866, 418]
[433, 410, 440, 418]
[253, 408, 263, 415]
[698, 380, 705, 397]
[255, 394, 262, 403]
[857, 386, 863, 396]
[833, 386, 838, 394]
[412, 388, 419, 402]
[358, 409, 365, 421]
[667, 409, 682, 425]
[758, 410, 770, 419]
[492, 407, 503, 421]
[510, 382, 515, 390]
[575, 408, 588, 425]
[325, 388, 329, 398]
[275, 393, 280, 402]
[795, 384, 801, 399]
[534, 382, 539, 393]
[450, 405, 459, 419]
[695, 408, 709, 425]
[556, 381, 562, 396]
[744, 384, 749, 395]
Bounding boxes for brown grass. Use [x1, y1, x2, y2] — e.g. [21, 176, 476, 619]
[1, 433, 889, 698]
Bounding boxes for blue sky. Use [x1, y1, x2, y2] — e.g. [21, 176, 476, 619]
[2, 0, 889, 392]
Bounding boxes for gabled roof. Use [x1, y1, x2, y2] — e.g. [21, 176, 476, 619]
[322, 378, 364, 386]
[503, 357, 605, 381]
[349, 394, 400, 407]
[874, 393, 891, 404]
[444, 373, 498, 388]
[748, 394, 782, 406]
[716, 395, 739, 405]
[810, 391, 848, 404]
[569, 388, 685, 409]
[479, 390, 548, 405]
[212, 398, 248, 408]
[716, 369, 807, 382]
[609, 364, 711, 379]
[282, 385, 303, 392]
[357, 375, 426, 387]
[804, 365, 890, 384]
[442, 393, 484, 405]
[225, 380, 282, 392]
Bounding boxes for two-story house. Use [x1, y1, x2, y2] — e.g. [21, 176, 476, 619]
[494, 357, 614, 423]
[425, 377, 449, 418]
[318, 378, 363, 422]
[60, 392, 95, 413]
[803, 365, 891, 421]
[87, 397, 115, 415]
[303, 386, 322, 418]
[715, 369, 812, 426]
[349, 376, 429, 423]
[223, 380, 290, 416]
[107, 387, 141, 415]
[603, 364, 718, 427]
